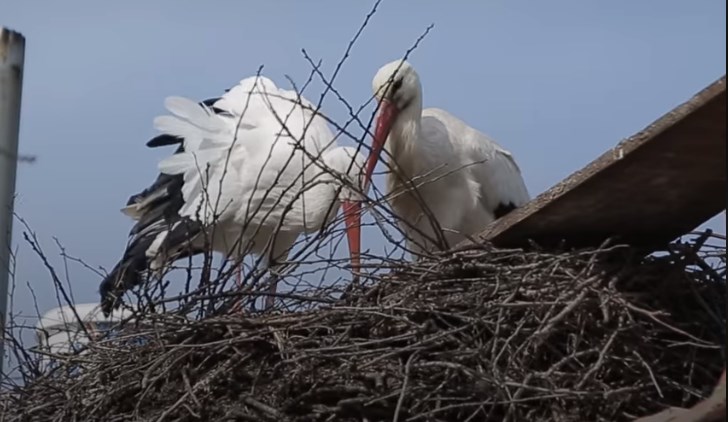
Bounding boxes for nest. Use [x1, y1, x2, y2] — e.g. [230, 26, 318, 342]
[1, 233, 725, 422]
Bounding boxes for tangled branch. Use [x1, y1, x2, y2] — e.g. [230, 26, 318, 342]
[2, 233, 724, 422]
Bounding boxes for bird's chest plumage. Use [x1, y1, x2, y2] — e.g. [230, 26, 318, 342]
[385, 160, 476, 235]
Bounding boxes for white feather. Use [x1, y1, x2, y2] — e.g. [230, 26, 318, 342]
[164, 96, 214, 123]
[152, 115, 207, 142]
[149, 75, 364, 262]
[120, 204, 142, 219]
[103, 73, 369, 315]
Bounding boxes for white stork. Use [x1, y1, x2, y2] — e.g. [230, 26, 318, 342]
[359, 59, 530, 257]
[100, 75, 366, 316]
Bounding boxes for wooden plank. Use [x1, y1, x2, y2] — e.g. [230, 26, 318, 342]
[475, 75, 726, 250]
[633, 370, 725, 422]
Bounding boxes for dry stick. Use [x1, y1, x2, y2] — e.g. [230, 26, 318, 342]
[530, 277, 597, 348]
[575, 320, 621, 389]
[633, 350, 665, 399]
[241, 396, 283, 421]
[393, 351, 418, 422]
[3, 215, 724, 421]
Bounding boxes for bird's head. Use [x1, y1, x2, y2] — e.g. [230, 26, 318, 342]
[365, 60, 422, 190]
[372, 59, 421, 110]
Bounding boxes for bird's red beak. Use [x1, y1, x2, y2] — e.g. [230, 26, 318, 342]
[363, 99, 399, 191]
[342, 200, 362, 279]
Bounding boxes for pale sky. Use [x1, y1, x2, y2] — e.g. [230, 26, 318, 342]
[2, 0, 726, 357]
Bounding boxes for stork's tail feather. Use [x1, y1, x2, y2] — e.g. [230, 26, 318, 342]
[99, 255, 147, 317]
[99, 218, 206, 316]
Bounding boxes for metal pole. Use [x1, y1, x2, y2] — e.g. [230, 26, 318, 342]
[0, 27, 26, 376]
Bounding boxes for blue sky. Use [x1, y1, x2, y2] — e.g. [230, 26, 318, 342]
[2, 0, 726, 340]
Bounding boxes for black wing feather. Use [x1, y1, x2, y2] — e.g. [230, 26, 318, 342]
[145, 98, 225, 148]
[99, 96, 230, 316]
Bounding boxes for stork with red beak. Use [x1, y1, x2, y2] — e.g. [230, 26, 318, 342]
[100, 75, 365, 314]
[360, 59, 530, 257]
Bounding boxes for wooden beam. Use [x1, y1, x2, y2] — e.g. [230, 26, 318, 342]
[474, 75, 726, 250]
[633, 370, 725, 422]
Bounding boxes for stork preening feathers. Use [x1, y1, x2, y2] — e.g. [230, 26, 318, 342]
[99, 76, 366, 316]
[356, 60, 530, 257]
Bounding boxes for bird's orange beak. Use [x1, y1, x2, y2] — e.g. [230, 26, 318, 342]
[342, 200, 362, 279]
[363, 99, 399, 191]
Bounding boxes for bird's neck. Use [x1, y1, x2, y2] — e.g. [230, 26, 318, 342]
[299, 169, 340, 233]
[386, 97, 423, 179]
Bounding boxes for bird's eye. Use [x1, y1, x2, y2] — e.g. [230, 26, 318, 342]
[391, 78, 403, 92]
